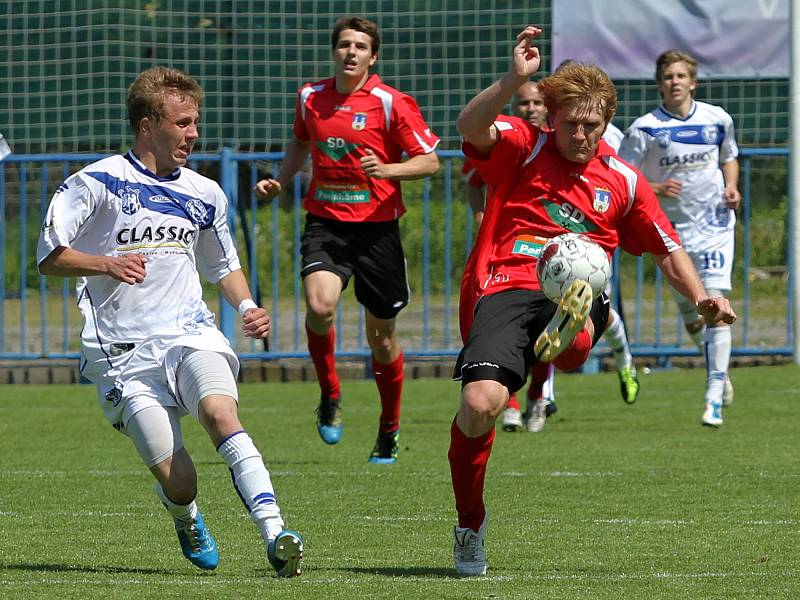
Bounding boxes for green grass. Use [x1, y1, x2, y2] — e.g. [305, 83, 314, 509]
[1, 365, 799, 598]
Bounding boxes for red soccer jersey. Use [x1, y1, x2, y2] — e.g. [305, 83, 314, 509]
[293, 74, 440, 222]
[459, 115, 681, 340]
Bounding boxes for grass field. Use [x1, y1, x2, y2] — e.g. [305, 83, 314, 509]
[1, 365, 799, 599]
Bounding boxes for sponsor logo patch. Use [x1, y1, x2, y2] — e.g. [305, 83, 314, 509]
[316, 181, 370, 203]
[511, 234, 550, 257]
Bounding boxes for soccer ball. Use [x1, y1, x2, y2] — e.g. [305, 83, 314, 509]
[536, 233, 610, 302]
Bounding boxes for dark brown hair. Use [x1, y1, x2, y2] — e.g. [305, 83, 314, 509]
[331, 16, 380, 54]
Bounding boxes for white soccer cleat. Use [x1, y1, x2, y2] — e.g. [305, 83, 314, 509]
[702, 402, 723, 427]
[525, 398, 548, 433]
[534, 279, 593, 363]
[453, 513, 488, 576]
[501, 407, 524, 432]
[722, 376, 734, 407]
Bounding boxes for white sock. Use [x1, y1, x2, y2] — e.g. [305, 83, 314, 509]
[156, 482, 197, 523]
[603, 310, 633, 371]
[703, 325, 731, 406]
[542, 363, 556, 401]
[218, 431, 284, 543]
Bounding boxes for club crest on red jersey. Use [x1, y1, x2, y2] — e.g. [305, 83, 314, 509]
[593, 187, 611, 213]
[352, 112, 367, 130]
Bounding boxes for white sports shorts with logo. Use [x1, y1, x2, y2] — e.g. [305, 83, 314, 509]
[90, 326, 239, 430]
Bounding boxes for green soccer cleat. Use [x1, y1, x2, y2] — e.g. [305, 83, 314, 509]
[618, 366, 640, 404]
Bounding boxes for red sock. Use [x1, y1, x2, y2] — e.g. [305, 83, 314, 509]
[373, 352, 404, 433]
[553, 329, 592, 372]
[527, 361, 552, 401]
[306, 325, 340, 400]
[506, 393, 521, 411]
[448, 419, 495, 531]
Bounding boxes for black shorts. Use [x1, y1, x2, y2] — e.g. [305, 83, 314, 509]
[453, 289, 610, 393]
[300, 213, 410, 319]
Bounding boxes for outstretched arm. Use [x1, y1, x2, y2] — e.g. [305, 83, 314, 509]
[456, 26, 542, 153]
[654, 249, 736, 325]
[254, 136, 311, 201]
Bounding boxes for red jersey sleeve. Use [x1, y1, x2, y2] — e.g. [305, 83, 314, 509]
[461, 116, 536, 187]
[389, 94, 440, 157]
[618, 173, 682, 256]
[461, 158, 485, 188]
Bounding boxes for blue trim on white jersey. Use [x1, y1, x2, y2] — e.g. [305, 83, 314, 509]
[124, 151, 181, 181]
[83, 171, 216, 229]
[639, 124, 724, 147]
[656, 101, 697, 122]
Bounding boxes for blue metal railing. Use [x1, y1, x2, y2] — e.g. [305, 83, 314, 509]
[0, 148, 790, 361]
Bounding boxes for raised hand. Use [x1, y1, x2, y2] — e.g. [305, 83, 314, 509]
[512, 26, 543, 78]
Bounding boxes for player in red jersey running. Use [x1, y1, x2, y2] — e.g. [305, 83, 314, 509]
[449, 26, 736, 576]
[255, 16, 440, 464]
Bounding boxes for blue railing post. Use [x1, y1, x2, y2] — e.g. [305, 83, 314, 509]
[218, 146, 237, 344]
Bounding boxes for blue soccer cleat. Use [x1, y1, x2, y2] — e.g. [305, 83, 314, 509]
[267, 530, 304, 577]
[316, 396, 343, 444]
[174, 511, 219, 570]
[702, 402, 723, 427]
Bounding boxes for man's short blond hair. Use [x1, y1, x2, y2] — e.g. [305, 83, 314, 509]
[655, 49, 698, 83]
[126, 67, 203, 135]
[538, 62, 616, 125]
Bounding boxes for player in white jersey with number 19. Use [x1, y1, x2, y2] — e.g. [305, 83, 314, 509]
[619, 49, 741, 427]
[37, 67, 303, 576]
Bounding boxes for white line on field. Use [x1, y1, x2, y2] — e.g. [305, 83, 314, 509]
[0, 571, 797, 586]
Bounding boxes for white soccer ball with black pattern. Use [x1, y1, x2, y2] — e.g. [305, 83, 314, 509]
[536, 233, 610, 302]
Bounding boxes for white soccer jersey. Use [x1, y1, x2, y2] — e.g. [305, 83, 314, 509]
[37, 152, 241, 384]
[602, 122, 624, 152]
[618, 100, 738, 253]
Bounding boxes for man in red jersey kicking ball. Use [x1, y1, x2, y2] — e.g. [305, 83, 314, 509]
[449, 26, 736, 576]
[255, 16, 439, 464]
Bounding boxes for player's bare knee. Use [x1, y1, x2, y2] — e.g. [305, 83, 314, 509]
[461, 382, 506, 422]
[198, 395, 241, 440]
[306, 298, 337, 324]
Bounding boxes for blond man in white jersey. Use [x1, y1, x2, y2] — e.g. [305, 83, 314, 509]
[37, 67, 303, 576]
[619, 50, 741, 427]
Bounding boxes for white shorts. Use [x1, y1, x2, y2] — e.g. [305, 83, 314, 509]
[92, 326, 239, 430]
[678, 227, 734, 293]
